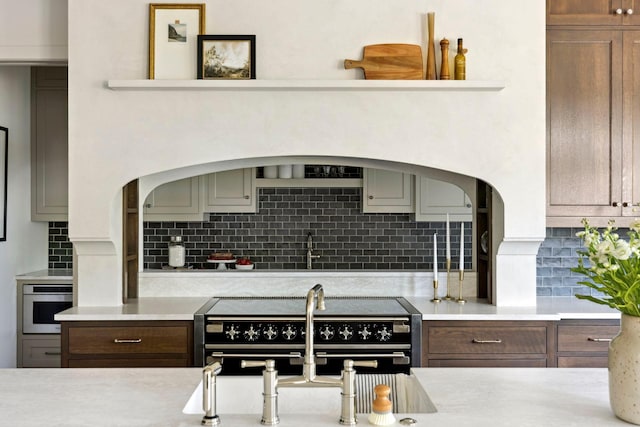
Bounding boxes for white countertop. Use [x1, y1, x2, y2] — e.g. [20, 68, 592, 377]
[55, 297, 210, 321]
[54, 296, 621, 322]
[15, 269, 73, 281]
[0, 367, 627, 426]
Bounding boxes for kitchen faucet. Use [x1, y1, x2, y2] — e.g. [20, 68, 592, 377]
[241, 284, 377, 425]
[201, 360, 223, 426]
[306, 232, 321, 269]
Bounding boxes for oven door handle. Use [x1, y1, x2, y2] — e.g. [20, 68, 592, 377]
[209, 351, 303, 359]
[315, 351, 410, 365]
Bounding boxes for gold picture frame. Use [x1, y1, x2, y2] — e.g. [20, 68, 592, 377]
[148, 3, 206, 79]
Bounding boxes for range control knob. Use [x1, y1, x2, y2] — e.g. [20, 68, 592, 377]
[282, 324, 298, 341]
[319, 324, 335, 341]
[224, 324, 242, 341]
[358, 324, 373, 341]
[263, 324, 279, 341]
[375, 325, 392, 342]
[338, 324, 354, 341]
[243, 324, 261, 342]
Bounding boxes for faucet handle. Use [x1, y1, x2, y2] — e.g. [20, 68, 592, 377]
[343, 359, 379, 371]
[241, 359, 276, 371]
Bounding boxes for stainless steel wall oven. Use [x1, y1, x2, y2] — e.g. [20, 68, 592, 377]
[194, 296, 422, 375]
[22, 283, 72, 334]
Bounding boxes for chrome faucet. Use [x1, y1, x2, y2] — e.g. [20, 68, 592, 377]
[201, 360, 223, 426]
[242, 285, 378, 426]
[306, 232, 321, 269]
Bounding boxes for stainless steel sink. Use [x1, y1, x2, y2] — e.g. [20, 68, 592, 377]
[183, 373, 437, 415]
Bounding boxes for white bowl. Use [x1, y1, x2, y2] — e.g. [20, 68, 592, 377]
[235, 264, 254, 270]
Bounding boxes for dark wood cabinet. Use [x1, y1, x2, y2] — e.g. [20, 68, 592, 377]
[556, 319, 619, 367]
[547, 0, 640, 26]
[546, 2, 640, 226]
[61, 321, 194, 368]
[422, 321, 556, 367]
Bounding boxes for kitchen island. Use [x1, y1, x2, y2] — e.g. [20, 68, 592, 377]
[0, 367, 628, 426]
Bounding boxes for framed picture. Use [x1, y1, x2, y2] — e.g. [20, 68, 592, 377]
[0, 126, 7, 242]
[149, 3, 206, 79]
[197, 35, 256, 80]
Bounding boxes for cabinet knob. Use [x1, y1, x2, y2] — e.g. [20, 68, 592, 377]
[616, 8, 624, 14]
[244, 195, 250, 199]
[145, 203, 152, 208]
[612, 201, 620, 207]
[623, 202, 630, 208]
[627, 8, 634, 15]
[368, 195, 374, 200]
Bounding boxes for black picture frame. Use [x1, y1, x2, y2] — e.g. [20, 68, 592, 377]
[0, 126, 7, 242]
[197, 35, 256, 80]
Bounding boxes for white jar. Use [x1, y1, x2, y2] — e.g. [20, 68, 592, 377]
[168, 236, 185, 267]
[278, 164, 293, 179]
[292, 164, 305, 179]
[263, 166, 278, 179]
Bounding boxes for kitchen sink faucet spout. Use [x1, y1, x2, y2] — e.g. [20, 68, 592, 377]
[306, 232, 321, 269]
[304, 283, 324, 380]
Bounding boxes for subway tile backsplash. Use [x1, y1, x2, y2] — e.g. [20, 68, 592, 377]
[47, 192, 600, 297]
[143, 188, 471, 271]
[48, 221, 73, 269]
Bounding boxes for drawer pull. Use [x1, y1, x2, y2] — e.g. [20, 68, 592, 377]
[44, 351, 61, 356]
[113, 338, 142, 344]
[472, 338, 503, 344]
[587, 337, 612, 343]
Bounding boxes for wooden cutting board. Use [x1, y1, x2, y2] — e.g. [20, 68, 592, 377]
[344, 44, 423, 80]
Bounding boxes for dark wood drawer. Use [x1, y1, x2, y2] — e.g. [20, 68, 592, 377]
[557, 324, 619, 353]
[558, 356, 609, 368]
[428, 325, 547, 355]
[429, 358, 547, 368]
[68, 325, 189, 355]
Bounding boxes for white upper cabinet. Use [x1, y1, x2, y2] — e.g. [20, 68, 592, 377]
[31, 66, 68, 221]
[362, 169, 414, 213]
[201, 168, 257, 213]
[0, 0, 68, 63]
[143, 177, 201, 221]
[415, 176, 474, 222]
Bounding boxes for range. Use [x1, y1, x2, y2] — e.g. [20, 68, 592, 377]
[194, 295, 422, 375]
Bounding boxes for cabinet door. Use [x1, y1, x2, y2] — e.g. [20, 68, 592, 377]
[547, 0, 624, 25]
[31, 67, 68, 221]
[415, 176, 473, 221]
[202, 168, 256, 213]
[362, 169, 414, 213]
[623, 31, 640, 216]
[547, 30, 623, 222]
[143, 177, 201, 220]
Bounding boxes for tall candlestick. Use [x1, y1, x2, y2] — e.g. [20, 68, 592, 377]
[459, 224, 465, 271]
[457, 223, 466, 304]
[431, 232, 441, 303]
[445, 214, 451, 261]
[433, 232, 438, 276]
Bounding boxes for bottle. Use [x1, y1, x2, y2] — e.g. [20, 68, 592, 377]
[168, 236, 185, 268]
[454, 38, 467, 80]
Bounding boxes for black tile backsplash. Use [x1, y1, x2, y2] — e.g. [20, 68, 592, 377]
[143, 188, 471, 271]
[48, 221, 73, 269]
[47, 193, 600, 297]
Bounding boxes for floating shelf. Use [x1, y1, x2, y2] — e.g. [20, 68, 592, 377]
[106, 79, 506, 92]
[256, 178, 362, 188]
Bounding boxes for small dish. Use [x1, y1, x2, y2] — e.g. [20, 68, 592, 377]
[235, 264, 255, 270]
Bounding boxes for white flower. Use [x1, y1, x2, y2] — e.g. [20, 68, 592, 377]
[631, 219, 640, 233]
[596, 240, 614, 256]
[612, 240, 632, 260]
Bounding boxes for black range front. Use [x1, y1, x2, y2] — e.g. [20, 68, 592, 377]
[194, 297, 422, 375]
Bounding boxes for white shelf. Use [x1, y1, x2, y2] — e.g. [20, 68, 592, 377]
[106, 79, 506, 92]
[256, 178, 362, 188]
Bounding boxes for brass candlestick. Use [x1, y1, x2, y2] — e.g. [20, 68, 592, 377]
[444, 259, 453, 300]
[431, 279, 441, 303]
[456, 270, 466, 304]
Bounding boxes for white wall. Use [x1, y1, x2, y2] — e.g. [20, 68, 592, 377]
[68, 0, 545, 306]
[0, 67, 49, 367]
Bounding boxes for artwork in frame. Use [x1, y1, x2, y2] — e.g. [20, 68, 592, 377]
[0, 126, 6, 242]
[149, 3, 206, 79]
[197, 35, 256, 80]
